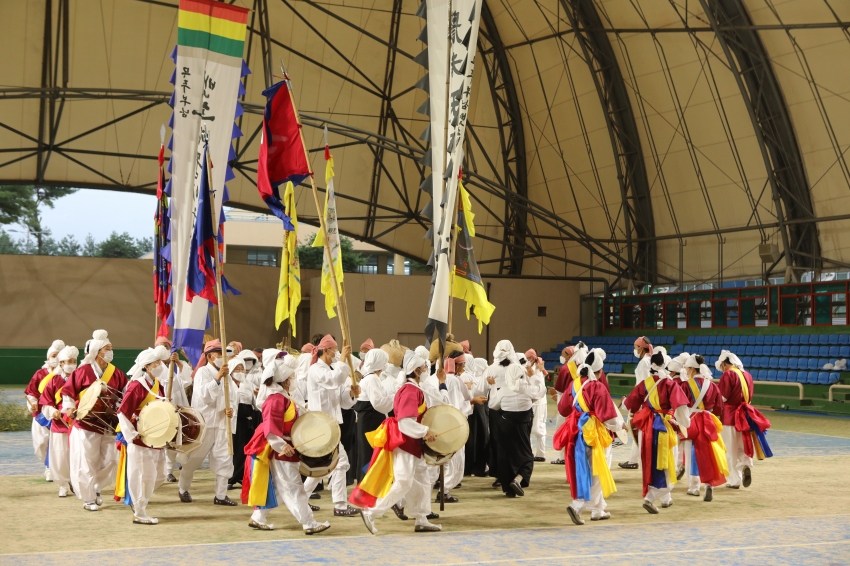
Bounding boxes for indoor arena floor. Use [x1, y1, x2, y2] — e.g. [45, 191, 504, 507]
[2, 402, 849, 566]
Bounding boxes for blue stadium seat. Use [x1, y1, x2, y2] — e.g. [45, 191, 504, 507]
[768, 357, 779, 368]
[777, 370, 788, 382]
[767, 370, 777, 381]
[819, 358, 831, 368]
[755, 335, 765, 345]
[829, 334, 840, 345]
[778, 357, 789, 369]
[799, 335, 810, 345]
[789, 345, 799, 357]
[817, 373, 831, 385]
[771, 345, 782, 356]
[754, 345, 764, 356]
[808, 372, 821, 384]
[840, 346, 850, 359]
[789, 358, 799, 370]
[708, 336, 717, 345]
[819, 335, 830, 345]
[748, 335, 758, 345]
[799, 345, 809, 357]
[818, 345, 829, 357]
[758, 357, 769, 368]
[807, 358, 819, 370]
[733, 336, 743, 345]
[830, 346, 841, 358]
[768, 335, 780, 345]
[786, 371, 797, 382]
[829, 372, 841, 384]
[840, 334, 850, 345]
[781, 335, 791, 345]
[790, 334, 800, 345]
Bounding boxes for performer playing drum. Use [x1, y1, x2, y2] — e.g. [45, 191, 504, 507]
[291, 411, 342, 478]
[115, 346, 172, 524]
[61, 329, 128, 512]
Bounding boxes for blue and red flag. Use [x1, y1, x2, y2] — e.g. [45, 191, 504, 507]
[186, 145, 218, 305]
[256, 79, 310, 227]
[153, 142, 172, 338]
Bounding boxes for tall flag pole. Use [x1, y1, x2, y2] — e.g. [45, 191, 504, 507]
[414, 0, 483, 350]
[165, 0, 249, 367]
[312, 127, 346, 322]
[256, 78, 310, 337]
[275, 68, 357, 377]
[154, 124, 172, 340]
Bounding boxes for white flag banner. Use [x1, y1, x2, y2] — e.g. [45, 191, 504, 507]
[166, 0, 248, 365]
[419, 0, 482, 345]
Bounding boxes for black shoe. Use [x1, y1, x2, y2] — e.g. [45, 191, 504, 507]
[179, 491, 193, 503]
[619, 462, 638, 469]
[509, 480, 525, 497]
[491, 480, 501, 488]
[309, 503, 320, 511]
[454, 483, 462, 489]
[334, 505, 360, 517]
[166, 473, 177, 483]
[704, 486, 713, 502]
[505, 491, 516, 498]
[533, 457, 545, 462]
[612, 439, 624, 447]
[676, 466, 685, 481]
[227, 482, 238, 490]
[436, 494, 459, 503]
[642, 501, 659, 514]
[742, 467, 752, 488]
[550, 459, 565, 465]
[309, 493, 321, 500]
[213, 496, 238, 506]
[566, 506, 584, 525]
[426, 512, 440, 520]
[391, 503, 409, 521]
[661, 501, 673, 508]
[727, 485, 740, 490]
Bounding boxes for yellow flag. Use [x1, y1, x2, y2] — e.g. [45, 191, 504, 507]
[275, 182, 301, 334]
[312, 147, 344, 319]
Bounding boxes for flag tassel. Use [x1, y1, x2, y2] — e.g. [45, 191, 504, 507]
[282, 71, 358, 381]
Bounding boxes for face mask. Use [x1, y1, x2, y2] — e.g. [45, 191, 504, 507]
[333, 351, 341, 362]
[243, 361, 254, 371]
[232, 371, 245, 380]
[212, 357, 223, 369]
[149, 364, 164, 378]
[633, 348, 641, 359]
[63, 363, 77, 374]
[559, 356, 566, 365]
[101, 350, 114, 363]
[48, 358, 59, 368]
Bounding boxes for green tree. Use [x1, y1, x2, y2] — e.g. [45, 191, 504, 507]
[0, 186, 36, 225]
[297, 235, 366, 272]
[56, 235, 82, 256]
[0, 230, 22, 254]
[17, 186, 77, 255]
[97, 231, 151, 258]
[82, 234, 98, 257]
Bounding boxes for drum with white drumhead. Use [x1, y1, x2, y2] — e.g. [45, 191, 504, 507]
[137, 399, 180, 448]
[421, 404, 469, 466]
[291, 411, 341, 478]
[77, 379, 122, 434]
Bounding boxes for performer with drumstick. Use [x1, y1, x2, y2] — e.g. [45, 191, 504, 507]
[115, 346, 171, 524]
[154, 336, 191, 483]
[177, 339, 239, 506]
[302, 335, 361, 517]
[554, 349, 624, 525]
[623, 347, 691, 514]
[62, 329, 129, 512]
[37, 345, 78, 498]
[24, 339, 65, 483]
[241, 355, 331, 534]
[352, 349, 442, 534]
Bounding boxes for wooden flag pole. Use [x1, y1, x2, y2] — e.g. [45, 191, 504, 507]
[165, 359, 175, 401]
[281, 70, 356, 378]
[207, 151, 234, 456]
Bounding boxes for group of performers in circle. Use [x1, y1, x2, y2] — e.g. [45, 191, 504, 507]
[24, 330, 772, 532]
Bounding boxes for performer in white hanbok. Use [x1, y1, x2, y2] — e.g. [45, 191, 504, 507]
[25, 339, 65, 482]
[37, 345, 78, 497]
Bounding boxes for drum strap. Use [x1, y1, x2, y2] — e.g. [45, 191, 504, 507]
[78, 363, 117, 401]
[38, 371, 56, 394]
[137, 379, 161, 412]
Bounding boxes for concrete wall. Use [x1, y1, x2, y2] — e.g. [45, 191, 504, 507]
[309, 274, 580, 357]
[0, 254, 318, 350]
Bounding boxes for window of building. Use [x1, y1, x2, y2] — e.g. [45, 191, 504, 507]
[247, 247, 278, 267]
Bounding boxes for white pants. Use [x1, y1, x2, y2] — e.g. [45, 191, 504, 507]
[303, 443, 350, 508]
[165, 449, 179, 475]
[531, 398, 547, 458]
[554, 393, 565, 460]
[681, 440, 701, 491]
[127, 443, 167, 519]
[442, 450, 465, 495]
[627, 418, 641, 465]
[570, 474, 607, 517]
[178, 427, 234, 499]
[251, 460, 319, 529]
[49, 431, 71, 490]
[639, 431, 675, 505]
[32, 419, 50, 469]
[366, 449, 432, 525]
[70, 428, 117, 503]
[721, 427, 753, 487]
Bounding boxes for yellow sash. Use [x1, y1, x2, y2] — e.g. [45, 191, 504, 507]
[575, 382, 616, 497]
[137, 379, 160, 412]
[730, 367, 750, 403]
[78, 363, 117, 401]
[709, 412, 729, 476]
[656, 414, 678, 484]
[418, 401, 427, 415]
[688, 379, 705, 410]
[54, 386, 63, 406]
[643, 376, 662, 410]
[247, 444, 275, 507]
[284, 398, 296, 423]
[38, 371, 56, 394]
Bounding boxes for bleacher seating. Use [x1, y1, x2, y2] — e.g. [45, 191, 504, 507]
[548, 334, 847, 385]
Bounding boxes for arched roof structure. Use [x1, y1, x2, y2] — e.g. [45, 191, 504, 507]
[2, 0, 850, 290]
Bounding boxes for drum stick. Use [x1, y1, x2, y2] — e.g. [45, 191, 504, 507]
[138, 420, 173, 437]
[433, 423, 466, 438]
[292, 433, 328, 451]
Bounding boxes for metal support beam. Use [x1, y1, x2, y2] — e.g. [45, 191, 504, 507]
[698, 0, 820, 280]
[478, 2, 528, 275]
[562, 0, 657, 285]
